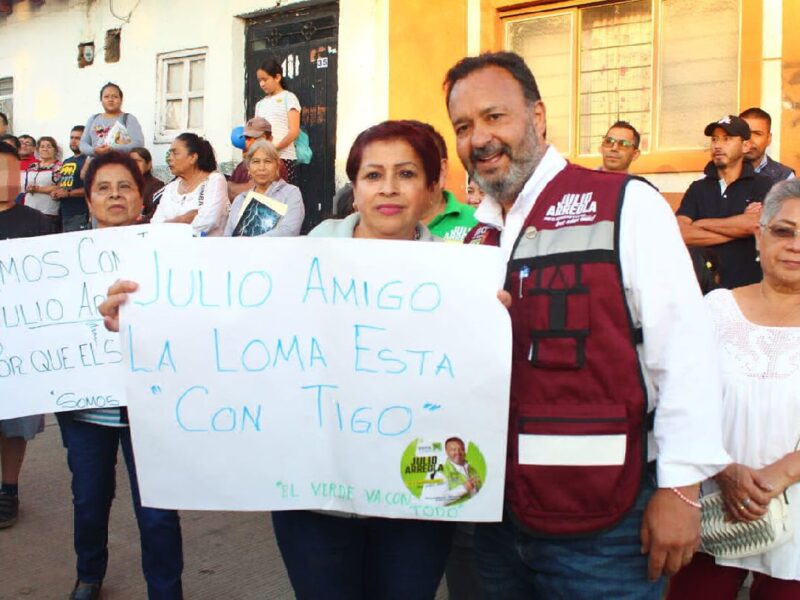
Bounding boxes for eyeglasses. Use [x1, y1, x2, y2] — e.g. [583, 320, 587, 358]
[763, 224, 800, 240]
[91, 181, 135, 197]
[601, 136, 637, 149]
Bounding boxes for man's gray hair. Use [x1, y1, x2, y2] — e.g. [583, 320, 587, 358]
[760, 178, 800, 225]
[245, 139, 279, 168]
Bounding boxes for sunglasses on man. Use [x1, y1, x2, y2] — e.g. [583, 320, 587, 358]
[601, 136, 637, 149]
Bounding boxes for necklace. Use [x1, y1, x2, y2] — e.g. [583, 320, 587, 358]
[30, 163, 56, 190]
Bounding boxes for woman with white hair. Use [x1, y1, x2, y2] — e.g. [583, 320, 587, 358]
[668, 178, 800, 599]
[223, 139, 304, 237]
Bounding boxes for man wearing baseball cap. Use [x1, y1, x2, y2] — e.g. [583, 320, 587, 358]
[676, 115, 773, 288]
[227, 116, 287, 200]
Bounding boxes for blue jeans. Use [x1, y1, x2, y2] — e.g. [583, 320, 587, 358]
[58, 417, 183, 599]
[272, 510, 455, 599]
[475, 477, 664, 600]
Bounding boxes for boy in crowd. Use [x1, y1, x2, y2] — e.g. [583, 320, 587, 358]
[0, 141, 52, 528]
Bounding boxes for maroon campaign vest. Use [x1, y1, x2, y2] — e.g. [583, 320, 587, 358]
[466, 164, 649, 536]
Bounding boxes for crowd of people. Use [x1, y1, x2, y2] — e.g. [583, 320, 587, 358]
[1, 49, 800, 600]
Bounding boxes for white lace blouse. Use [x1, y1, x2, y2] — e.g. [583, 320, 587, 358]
[704, 288, 800, 580]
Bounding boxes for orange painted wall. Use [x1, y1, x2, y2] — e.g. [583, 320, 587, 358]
[782, 0, 800, 173]
[388, 1, 469, 199]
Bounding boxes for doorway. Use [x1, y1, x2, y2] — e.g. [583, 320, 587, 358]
[245, 1, 339, 232]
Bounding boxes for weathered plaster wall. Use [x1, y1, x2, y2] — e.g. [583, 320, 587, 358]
[0, 0, 389, 186]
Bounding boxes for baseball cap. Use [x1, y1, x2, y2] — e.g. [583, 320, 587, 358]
[703, 115, 751, 139]
[243, 116, 272, 138]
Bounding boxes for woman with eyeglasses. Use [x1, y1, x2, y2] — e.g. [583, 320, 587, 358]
[667, 178, 800, 599]
[23, 136, 63, 228]
[150, 132, 228, 236]
[58, 151, 183, 600]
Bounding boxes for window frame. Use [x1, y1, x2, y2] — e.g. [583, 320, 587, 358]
[0, 76, 13, 133]
[154, 47, 208, 143]
[486, 0, 762, 174]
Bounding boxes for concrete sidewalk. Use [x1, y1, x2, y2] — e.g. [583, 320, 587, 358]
[0, 415, 294, 599]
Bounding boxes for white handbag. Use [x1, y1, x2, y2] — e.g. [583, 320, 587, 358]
[700, 491, 793, 559]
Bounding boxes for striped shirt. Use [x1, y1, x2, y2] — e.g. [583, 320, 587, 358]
[73, 407, 126, 427]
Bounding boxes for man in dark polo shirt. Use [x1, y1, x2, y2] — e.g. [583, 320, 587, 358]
[676, 115, 773, 288]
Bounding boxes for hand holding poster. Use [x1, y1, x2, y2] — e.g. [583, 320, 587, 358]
[123, 237, 512, 521]
[0, 225, 192, 419]
[231, 190, 287, 237]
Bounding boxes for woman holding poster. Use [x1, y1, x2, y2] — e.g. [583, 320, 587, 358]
[78, 83, 144, 157]
[270, 120, 455, 599]
[97, 121, 457, 599]
[223, 139, 304, 237]
[59, 151, 183, 600]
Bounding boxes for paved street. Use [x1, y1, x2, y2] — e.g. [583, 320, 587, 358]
[1, 416, 451, 599]
[0, 415, 296, 599]
[1, 416, 747, 599]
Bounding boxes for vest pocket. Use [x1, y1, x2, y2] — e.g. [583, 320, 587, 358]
[525, 283, 590, 369]
[515, 403, 629, 517]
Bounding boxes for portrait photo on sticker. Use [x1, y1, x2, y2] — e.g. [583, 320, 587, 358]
[400, 437, 486, 506]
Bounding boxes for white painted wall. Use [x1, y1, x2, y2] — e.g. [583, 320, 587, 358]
[0, 0, 389, 186]
[335, 0, 389, 187]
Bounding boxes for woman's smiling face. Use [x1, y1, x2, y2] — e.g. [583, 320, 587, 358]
[352, 138, 430, 240]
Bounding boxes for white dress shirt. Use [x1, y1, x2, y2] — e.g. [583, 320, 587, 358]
[475, 145, 731, 487]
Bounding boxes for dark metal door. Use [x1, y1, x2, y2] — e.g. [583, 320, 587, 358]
[245, 1, 338, 232]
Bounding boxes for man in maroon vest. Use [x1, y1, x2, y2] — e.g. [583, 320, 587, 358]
[445, 52, 730, 598]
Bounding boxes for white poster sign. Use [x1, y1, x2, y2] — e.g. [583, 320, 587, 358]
[124, 237, 511, 521]
[0, 225, 192, 419]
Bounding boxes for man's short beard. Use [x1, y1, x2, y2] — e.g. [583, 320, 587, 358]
[470, 118, 543, 204]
